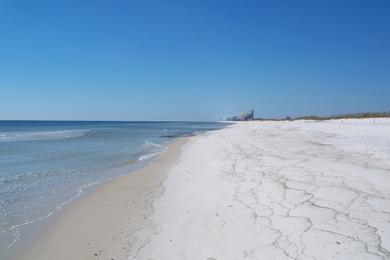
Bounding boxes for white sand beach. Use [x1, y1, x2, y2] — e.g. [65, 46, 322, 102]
[19, 119, 390, 260]
[129, 119, 390, 259]
[16, 138, 188, 260]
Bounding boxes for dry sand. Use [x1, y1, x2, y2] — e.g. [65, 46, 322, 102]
[128, 119, 390, 260]
[16, 137, 188, 260]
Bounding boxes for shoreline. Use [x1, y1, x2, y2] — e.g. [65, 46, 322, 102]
[10, 118, 390, 259]
[14, 136, 189, 260]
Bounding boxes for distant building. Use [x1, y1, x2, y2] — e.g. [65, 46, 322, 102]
[227, 109, 254, 121]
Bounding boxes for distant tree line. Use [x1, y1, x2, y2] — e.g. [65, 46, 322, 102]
[253, 112, 390, 121]
[294, 112, 390, 120]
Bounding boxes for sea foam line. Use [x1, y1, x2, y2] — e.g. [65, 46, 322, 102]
[142, 140, 162, 148]
[1, 179, 101, 251]
[138, 152, 161, 161]
[0, 129, 90, 142]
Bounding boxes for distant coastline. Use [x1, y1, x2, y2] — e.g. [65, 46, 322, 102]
[227, 111, 390, 121]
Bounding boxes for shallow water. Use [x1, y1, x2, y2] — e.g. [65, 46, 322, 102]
[0, 120, 225, 256]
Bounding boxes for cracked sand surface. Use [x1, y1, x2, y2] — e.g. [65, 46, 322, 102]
[128, 119, 390, 260]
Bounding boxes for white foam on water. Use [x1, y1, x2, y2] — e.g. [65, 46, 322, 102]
[138, 152, 161, 161]
[138, 140, 165, 162]
[0, 180, 101, 252]
[0, 129, 90, 142]
[142, 140, 162, 148]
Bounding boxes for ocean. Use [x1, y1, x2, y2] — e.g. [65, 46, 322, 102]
[0, 120, 225, 256]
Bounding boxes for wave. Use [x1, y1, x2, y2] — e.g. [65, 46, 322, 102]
[0, 170, 58, 186]
[1, 180, 101, 252]
[138, 140, 164, 161]
[138, 152, 161, 161]
[142, 140, 162, 149]
[0, 129, 90, 142]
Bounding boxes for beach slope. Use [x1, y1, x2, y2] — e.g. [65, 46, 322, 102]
[17, 138, 187, 260]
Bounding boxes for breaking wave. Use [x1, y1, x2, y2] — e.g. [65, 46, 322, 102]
[138, 152, 161, 161]
[138, 140, 164, 161]
[0, 130, 90, 142]
[142, 140, 162, 149]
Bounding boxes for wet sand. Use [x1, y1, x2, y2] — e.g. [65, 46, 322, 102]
[16, 137, 188, 260]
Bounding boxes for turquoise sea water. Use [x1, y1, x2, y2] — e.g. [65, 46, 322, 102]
[0, 121, 225, 256]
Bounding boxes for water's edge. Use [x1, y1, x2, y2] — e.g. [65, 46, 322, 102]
[6, 136, 183, 260]
[0, 121, 227, 258]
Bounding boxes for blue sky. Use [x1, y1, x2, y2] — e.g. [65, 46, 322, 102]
[0, 0, 389, 121]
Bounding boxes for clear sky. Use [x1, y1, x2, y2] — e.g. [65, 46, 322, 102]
[0, 0, 389, 121]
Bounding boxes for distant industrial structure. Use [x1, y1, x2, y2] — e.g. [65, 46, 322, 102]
[227, 109, 254, 121]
